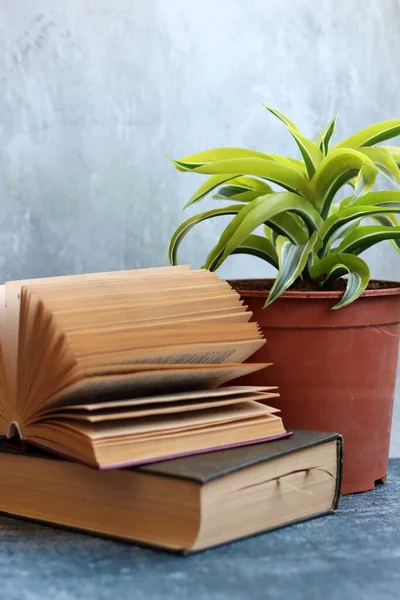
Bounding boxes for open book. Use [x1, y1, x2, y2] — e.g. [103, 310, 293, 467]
[0, 266, 286, 468]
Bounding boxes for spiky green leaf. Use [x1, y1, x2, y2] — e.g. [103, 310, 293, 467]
[168, 204, 244, 265]
[310, 254, 370, 309]
[288, 128, 323, 180]
[173, 149, 304, 173]
[262, 104, 299, 130]
[214, 178, 273, 202]
[223, 176, 271, 191]
[372, 213, 400, 226]
[214, 190, 266, 203]
[352, 163, 378, 201]
[172, 147, 276, 170]
[338, 194, 355, 209]
[214, 184, 252, 198]
[286, 157, 307, 174]
[357, 147, 400, 185]
[262, 105, 322, 177]
[329, 218, 362, 244]
[319, 199, 400, 255]
[214, 177, 272, 198]
[268, 155, 309, 171]
[369, 215, 400, 254]
[381, 146, 400, 167]
[203, 200, 262, 270]
[311, 149, 377, 218]
[205, 192, 322, 271]
[315, 115, 338, 155]
[264, 232, 318, 307]
[267, 213, 309, 244]
[205, 203, 309, 272]
[351, 190, 400, 207]
[170, 157, 313, 201]
[231, 234, 279, 269]
[337, 225, 400, 255]
[333, 120, 400, 149]
[184, 174, 238, 208]
[264, 224, 274, 243]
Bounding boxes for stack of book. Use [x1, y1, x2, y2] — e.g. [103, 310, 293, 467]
[0, 266, 342, 553]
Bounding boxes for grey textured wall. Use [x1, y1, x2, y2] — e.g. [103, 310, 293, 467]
[1, 0, 400, 453]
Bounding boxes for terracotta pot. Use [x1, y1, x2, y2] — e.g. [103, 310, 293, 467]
[230, 279, 400, 495]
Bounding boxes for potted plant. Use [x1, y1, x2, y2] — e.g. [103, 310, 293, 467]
[168, 105, 400, 495]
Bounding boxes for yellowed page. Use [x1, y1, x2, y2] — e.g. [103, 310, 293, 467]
[54, 394, 280, 422]
[59, 385, 278, 411]
[48, 297, 244, 329]
[0, 285, 6, 339]
[3, 281, 22, 399]
[66, 322, 262, 360]
[26, 274, 226, 302]
[37, 363, 270, 410]
[72, 401, 274, 439]
[0, 285, 10, 430]
[12, 267, 266, 427]
[76, 340, 266, 371]
[4, 266, 192, 400]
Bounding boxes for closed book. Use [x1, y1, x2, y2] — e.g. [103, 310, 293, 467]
[0, 430, 342, 553]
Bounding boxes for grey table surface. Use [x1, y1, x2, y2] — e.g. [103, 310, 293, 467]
[0, 460, 399, 600]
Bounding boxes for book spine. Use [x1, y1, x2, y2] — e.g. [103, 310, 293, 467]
[333, 436, 344, 511]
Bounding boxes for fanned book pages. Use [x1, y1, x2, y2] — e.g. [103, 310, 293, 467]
[0, 266, 286, 468]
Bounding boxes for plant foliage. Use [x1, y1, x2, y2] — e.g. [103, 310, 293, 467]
[169, 107, 400, 309]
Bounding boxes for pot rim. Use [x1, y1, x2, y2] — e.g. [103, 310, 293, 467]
[228, 278, 400, 299]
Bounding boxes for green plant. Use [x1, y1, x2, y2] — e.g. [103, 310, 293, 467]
[168, 106, 400, 308]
